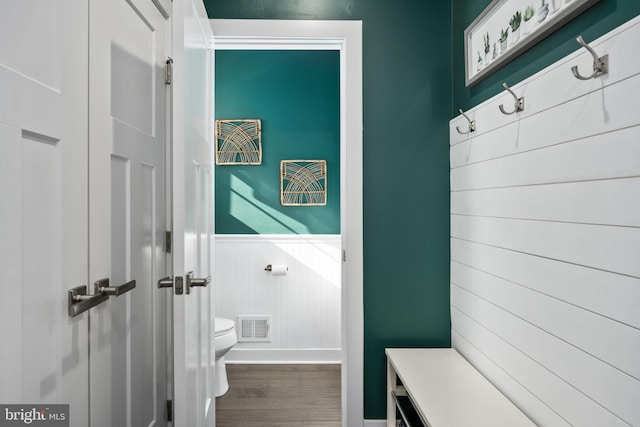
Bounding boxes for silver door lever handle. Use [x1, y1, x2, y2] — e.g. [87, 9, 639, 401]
[186, 271, 211, 288]
[95, 278, 136, 297]
[190, 276, 211, 287]
[157, 276, 174, 288]
[68, 285, 109, 318]
[157, 276, 185, 295]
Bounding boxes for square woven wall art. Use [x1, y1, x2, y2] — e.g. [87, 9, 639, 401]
[215, 119, 262, 165]
[280, 160, 327, 206]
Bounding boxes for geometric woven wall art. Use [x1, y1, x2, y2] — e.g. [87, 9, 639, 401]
[215, 119, 262, 165]
[280, 160, 327, 206]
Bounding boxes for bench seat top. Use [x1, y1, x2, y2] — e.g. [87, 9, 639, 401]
[386, 348, 536, 427]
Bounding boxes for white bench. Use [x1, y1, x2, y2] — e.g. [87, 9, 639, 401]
[386, 348, 536, 427]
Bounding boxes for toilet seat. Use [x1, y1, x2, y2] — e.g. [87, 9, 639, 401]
[215, 317, 235, 336]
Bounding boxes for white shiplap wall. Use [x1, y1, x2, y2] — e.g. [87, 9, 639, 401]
[450, 17, 640, 427]
[214, 234, 341, 362]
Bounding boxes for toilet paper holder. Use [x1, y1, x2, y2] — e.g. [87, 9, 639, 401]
[264, 264, 287, 272]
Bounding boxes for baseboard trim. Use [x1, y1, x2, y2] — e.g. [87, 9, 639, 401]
[363, 420, 386, 426]
[225, 348, 342, 364]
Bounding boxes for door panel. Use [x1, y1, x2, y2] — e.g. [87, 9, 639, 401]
[172, 0, 215, 425]
[89, 0, 169, 425]
[109, 155, 130, 427]
[0, 1, 89, 426]
[0, 125, 22, 400]
[21, 137, 62, 398]
[0, 1, 62, 90]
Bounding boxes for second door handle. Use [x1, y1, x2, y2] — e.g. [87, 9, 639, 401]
[68, 277, 136, 318]
[157, 276, 185, 295]
[95, 278, 136, 297]
[187, 272, 211, 288]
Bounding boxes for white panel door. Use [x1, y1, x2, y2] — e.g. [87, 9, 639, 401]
[0, 1, 90, 426]
[88, 0, 170, 426]
[171, 0, 216, 425]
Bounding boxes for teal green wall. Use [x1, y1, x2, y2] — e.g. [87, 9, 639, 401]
[206, 0, 640, 421]
[215, 50, 340, 234]
[206, 0, 452, 420]
[452, 0, 640, 111]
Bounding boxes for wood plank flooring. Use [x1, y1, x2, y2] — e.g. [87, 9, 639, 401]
[216, 364, 341, 427]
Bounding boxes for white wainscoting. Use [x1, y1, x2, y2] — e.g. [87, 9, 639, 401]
[450, 16, 640, 427]
[363, 420, 386, 427]
[215, 234, 341, 363]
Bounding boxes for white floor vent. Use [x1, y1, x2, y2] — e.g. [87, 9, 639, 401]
[237, 315, 271, 342]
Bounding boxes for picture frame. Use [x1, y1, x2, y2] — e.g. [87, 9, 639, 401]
[465, 0, 600, 87]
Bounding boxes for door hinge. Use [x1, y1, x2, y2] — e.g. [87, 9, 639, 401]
[342, 249, 347, 262]
[165, 231, 172, 253]
[165, 57, 173, 85]
[166, 399, 173, 422]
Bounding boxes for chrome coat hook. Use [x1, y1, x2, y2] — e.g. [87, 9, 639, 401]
[571, 35, 608, 80]
[498, 83, 524, 115]
[455, 109, 475, 135]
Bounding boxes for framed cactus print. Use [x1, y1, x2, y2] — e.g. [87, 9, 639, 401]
[464, 0, 600, 86]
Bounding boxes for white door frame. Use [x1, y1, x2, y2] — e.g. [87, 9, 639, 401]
[210, 19, 363, 427]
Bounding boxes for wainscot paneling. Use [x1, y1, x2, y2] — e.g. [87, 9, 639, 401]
[453, 286, 639, 424]
[450, 75, 640, 168]
[214, 234, 341, 362]
[450, 16, 640, 427]
[451, 262, 640, 380]
[451, 177, 640, 226]
[452, 215, 640, 277]
[451, 239, 640, 330]
[451, 331, 573, 427]
[451, 126, 640, 191]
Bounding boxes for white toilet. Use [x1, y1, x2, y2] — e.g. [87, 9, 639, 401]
[214, 317, 237, 397]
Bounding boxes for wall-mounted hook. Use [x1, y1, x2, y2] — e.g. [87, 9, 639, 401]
[571, 35, 608, 80]
[455, 109, 475, 135]
[498, 83, 525, 115]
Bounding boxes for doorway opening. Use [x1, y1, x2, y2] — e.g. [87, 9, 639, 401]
[211, 19, 363, 427]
